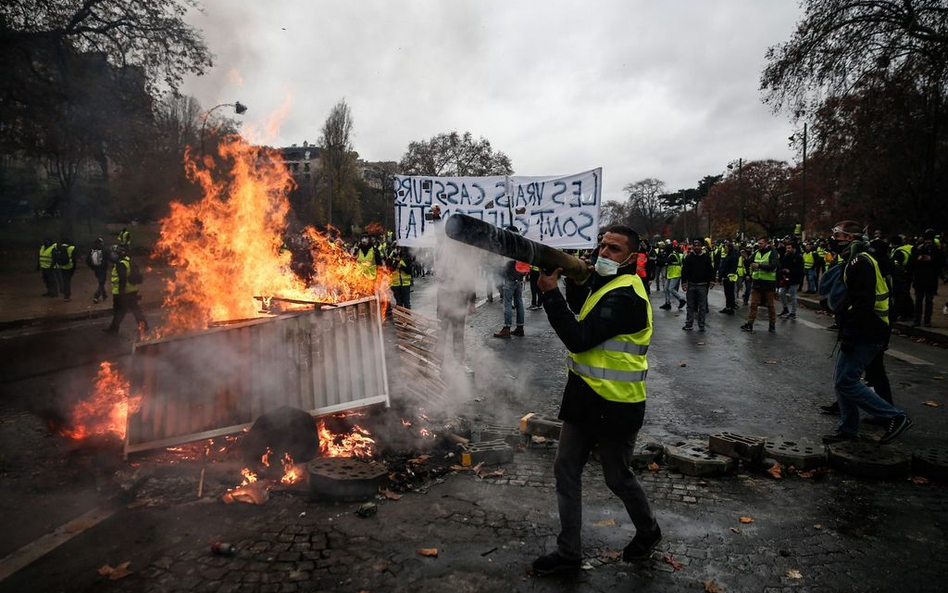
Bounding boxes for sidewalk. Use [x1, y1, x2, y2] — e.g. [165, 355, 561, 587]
[0, 267, 167, 330]
[795, 291, 948, 344]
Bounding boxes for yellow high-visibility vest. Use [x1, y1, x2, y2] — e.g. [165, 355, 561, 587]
[666, 252, 682, 279]
[59, 245, 76, 270]
[566, 274, 651, 403]
[356, 247, 377, 278]
[843, 253, 890, 325]
[39, 244, 57, 269]
[752, 250, 776, 281]
[111, 258, 139, 295]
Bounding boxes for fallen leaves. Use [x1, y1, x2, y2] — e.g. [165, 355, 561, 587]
[417, 548, 438, 557]
[600, 549, 622, 560]
[380, 488, 403, 500]
[729, 527, 741, 534]
[475, 467, 505, 479]
[908, 475, 930, 485]
[98, 562, 131, 580]
[764, 359, 778, 365]
[739, 517, 754, 524]
[647, 462, 660, 471]
[703, 580, 726, 593]
[593, 518, 616, 527]
[662, 554, 682, 570]
[409, 455, 431, 465]
[813, 524, 823, 530]
[766, 462, 783, 480]
[679, 361, 688, 367]
[786, 568, 803, 579]
[922, 400, 942, 407]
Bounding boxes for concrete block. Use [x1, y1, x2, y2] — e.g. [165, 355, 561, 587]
[827, 441, 911, 479]
[764, 438, 827, 471]
[912, 447, 948, 482]
[308, 458, 388, 501]
[519, 413, 563, 440]
[664, 441, 737, 477]
[461, 439, 514, 466]
[709, 432, 765, 464]
[475, 423, 523, 446]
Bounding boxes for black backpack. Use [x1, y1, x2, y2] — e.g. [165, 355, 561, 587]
[127, 259, 143, 284]
[54, 245, 71, 266]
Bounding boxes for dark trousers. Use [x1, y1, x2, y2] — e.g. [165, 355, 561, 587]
[60, 269, 74, 299]
[554, 421, 658, 560]
[41, 268, 59, 296]
[864, 349, 893, 404]
[93, 270, 108, 301]
[914, 288, 935, 324]
[108, 293, 147, 331]
[391, 285, 411, 309]
[723, 279, 736, 309]
[529, 270, 541, 307]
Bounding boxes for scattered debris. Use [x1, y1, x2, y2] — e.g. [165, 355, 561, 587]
[356, 502, 378, 518]
[593, 518, 616, 526]
[786, 568, 803, 579]
[480, 547, 498, 557]
[647, 462, 660, 471]
[730, 527, 741, 534]
[222, 481, 269, 505]
[475, 466, 505, 479]
[922, 400, 942, 407]
[908, 475, 930, 485]
[97, 562, 132, 581]
[600, 550, 621, 560]
[767, 462, 783, 479]
[662, 554, 682, 570]
[381, 488, 403, 500]
[739, 516, 754, 524]
[679, 361, 687, 367]
[764, 359, 778, 364]
[703, 580, 726, 593]
[417, 548, 439, 557]
[813, 524, 823, 529]
[211, 542, 236, 556]
[531, 436, 547, 444]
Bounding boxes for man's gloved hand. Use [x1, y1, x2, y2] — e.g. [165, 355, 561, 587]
[538, 267, 562, 292]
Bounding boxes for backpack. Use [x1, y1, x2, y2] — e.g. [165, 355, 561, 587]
[818, 261, 848, 313]
[90, 249, 103, 267]
[54, 245, 71, 266]
[127, 259, 144, 284]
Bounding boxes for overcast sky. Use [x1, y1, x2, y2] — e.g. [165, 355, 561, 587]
[181, 0, 804, 202]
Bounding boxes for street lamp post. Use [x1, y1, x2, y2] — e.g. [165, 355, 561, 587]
[728, 158, 744, 240]
[789, 123, 807, 239]
[200, 101, 248, 155]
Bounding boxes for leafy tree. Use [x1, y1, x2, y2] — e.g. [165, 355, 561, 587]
[399, 131, 513, 177]
[317, 99, 360, 231]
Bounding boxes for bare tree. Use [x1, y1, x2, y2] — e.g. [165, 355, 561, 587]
[399, 131, 513, 176]
[623, 178, 668, 237]
[318, 99, 360, 230]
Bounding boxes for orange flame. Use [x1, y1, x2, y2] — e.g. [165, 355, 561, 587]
[281, 452, 303, 484]
[318, 420, 375, 458]
[61, 362, 141, 440]
[261, 447, 273, 467]
[240, 468, 258, 485]
[153, 134, 388, 334]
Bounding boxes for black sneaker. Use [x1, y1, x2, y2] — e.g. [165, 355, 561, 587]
[659, 303, 672, 310]
[698, 326, 705, 332]
[822, 431, 858, 444]
[788, 313, 796, 319]
[820, 402, 840, 416]
[778, 310, 789, 317]
[880, 414, 913, 444]
[678, 299, 687, 310]
[768, 324, 776, 333]
[682, 325, 693, 331]
[531, 551, 581, 576]
[718, 308, 730, 314]
[740, 323, 753, 332]
[623, 527, 662, 562]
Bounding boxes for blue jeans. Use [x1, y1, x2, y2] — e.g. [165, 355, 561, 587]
[503, 278, 524, 326]
[779, 284, 798, 315]
[834, 341, 903, 436]
[664, 277, 685, 305]
[805, 268, 817, 292]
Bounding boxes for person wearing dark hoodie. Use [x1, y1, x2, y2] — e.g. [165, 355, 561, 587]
[821, 221, 912, 445]
[531, 225, 661, 576]
[908, 229, 944, 327]
[680, 238, 715, 331]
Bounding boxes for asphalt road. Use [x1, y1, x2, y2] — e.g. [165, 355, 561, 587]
[0, 277, 946, 593]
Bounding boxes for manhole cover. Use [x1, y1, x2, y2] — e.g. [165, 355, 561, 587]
[308, 457, 388, 501]
[664, 441, 736, 477]
[764, 438, 826, 471]
[912, 447, 948, 482]
[827, 441, 910, 479]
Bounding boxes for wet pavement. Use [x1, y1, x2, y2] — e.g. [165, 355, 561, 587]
[1, 277, 947, 592]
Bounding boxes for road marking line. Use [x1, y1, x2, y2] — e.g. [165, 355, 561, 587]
[0, 506, 117, 582]
[885, 349, 933, 366]
[794, 318, 824, 330]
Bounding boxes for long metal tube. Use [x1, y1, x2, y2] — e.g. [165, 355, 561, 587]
[444, 213, 591, 283]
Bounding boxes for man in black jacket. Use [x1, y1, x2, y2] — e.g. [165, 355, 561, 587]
[822, 221, 912, 444]
[531, 225, 661, 575]
[909, 230, 944, 327]
[718, 241, 739, 314]
[681, 238, 715, 331]
[778, 241, 804, 319]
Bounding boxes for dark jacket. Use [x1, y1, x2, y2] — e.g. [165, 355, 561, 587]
[780, 251, 805, 285]
[719, 250, 739, 278]
[839, 249, 891, 344]
[908, 242, 944, 291]
[541, 267, 647, 436]
[681, 252, 715, 284]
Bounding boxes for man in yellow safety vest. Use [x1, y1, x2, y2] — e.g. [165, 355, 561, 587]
[531, 225, 661, 575]
[38, 237, 59, 297]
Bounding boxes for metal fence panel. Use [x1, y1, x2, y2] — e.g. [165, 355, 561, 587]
[125, 296, 389, 455]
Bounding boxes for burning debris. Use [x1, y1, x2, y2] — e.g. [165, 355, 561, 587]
[59, 362, 140, 441]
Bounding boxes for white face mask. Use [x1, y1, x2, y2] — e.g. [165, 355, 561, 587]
[594, 253, 631, 277]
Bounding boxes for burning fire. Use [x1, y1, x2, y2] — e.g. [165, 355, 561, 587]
[154, 134, 388, 334]
[240, 468, 258, 485]
[281, 453, 303, 484]
[61, 362, 141, 440]
[318, 420, 375, 458]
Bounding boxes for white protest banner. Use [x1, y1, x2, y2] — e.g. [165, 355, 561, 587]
[393, 168, 601, 249]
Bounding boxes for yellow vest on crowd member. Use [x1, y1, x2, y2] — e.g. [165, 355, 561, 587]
[390, 260, 412, 287]
[566, 274, 651, 404]
[118, 229, 131, 247]
[893, 244, 913, 267]
[843, 252, 890, 325]
[59, 245, 76, 270]
[752, 250, 777, 281]
[802, 251, 814, 269]
[111, 258, 139, 295]
[357, 247, 378, 278]
[666, 252, 682, 279]
[39, 244, 57, 269]
[736, 256, 745, 278]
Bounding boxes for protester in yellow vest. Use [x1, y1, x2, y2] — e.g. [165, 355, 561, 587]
[388, 244, 413, 309]
[38, 237, 59, 297]
[355, 234, 381, 279]
[740, 236, 779, 333]
[57, 237, 77, 301]
[659, 245, 686, 310]
[531, 225, 661, 575]
[104, 245, 148, 335]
